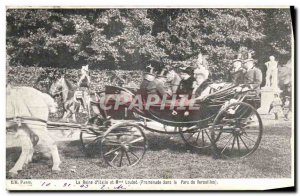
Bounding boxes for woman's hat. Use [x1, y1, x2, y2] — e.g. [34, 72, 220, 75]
[233, 59, 242, 63]
[243, 58, 254, 63]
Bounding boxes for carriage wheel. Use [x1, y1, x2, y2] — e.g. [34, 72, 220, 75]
[211, 102, 263, 159]
[101, 122, 147, 168]
[179, 126, 221, 149]
[80, 116, 104, 157]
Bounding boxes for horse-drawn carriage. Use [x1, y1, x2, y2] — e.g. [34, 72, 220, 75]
[6, 80, 263, 174]
[79, 83, 263, 168]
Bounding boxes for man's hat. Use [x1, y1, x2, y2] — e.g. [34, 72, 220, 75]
[180, 66, 194, 76]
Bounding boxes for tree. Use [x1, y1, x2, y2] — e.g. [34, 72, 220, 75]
[6, 8, 292, 80]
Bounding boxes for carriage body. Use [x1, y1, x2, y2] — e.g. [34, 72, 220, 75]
[98, 84, 260, 128]
[81, 83, 263, 167]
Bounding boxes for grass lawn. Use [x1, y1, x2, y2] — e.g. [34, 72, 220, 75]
[6, 117, 292, 179]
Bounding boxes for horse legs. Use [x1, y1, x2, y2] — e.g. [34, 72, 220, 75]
[9, 126, 33, 176]
[24, 148, 34, 165]
[30, 124, 61, 172]
[62, 110, 71, 122]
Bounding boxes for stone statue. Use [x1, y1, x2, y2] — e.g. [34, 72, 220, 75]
[264, 56, 279, 89]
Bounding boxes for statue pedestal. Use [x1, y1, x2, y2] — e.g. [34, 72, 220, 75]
[257, 87, 282, 114]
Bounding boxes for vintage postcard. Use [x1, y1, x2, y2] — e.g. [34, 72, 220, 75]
[6, 6, 294, 191]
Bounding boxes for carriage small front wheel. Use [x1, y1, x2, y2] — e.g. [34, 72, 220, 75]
[211, 102, 263, 159]
[101, 122, 147, 168]
[80, 116, 105, 157]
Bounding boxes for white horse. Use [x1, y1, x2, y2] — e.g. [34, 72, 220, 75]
[6, 85, 61, 177]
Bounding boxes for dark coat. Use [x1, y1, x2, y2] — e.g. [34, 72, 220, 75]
[231, 69, 245, 84]
[176, 76, 195, 98]
[243, 67, 263, 90]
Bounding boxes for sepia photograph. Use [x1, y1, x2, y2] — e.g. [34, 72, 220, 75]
[5, 6, 294, 191]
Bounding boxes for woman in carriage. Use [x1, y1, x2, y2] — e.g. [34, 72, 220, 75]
[176, 67, 195, 99]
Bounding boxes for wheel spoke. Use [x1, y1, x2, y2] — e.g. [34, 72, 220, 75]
[129, 137, 144, 144]
[119, 150, 124, 167]
[130, 151, 139, 160]
[231, 136, 236, 151]
[186, 132, 196, 140]
[204, 129, 213, 143]
[104, 146, 122, 156]
[242, 134, 256, 143]
[110, 152, 119, 163]
[238, 135, 249, 151]
[197, 130, 205, 146]
[130, 145, 145, 149]
[125, 151, 131, 165]
[237, 135, 240, 152]
[103, 142, 121, 146]
[221, 135, 234, 154]
[242, 130, 260, 134]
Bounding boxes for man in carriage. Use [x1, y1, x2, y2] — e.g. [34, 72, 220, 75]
[242, 56, 263, 91]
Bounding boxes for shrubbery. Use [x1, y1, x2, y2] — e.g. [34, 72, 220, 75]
[7, 66, 143, 92]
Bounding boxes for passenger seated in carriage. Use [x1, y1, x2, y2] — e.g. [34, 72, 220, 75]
[165, 67, 181, 94]
[176, 67, 195, 99]
[192, 72, 211, 100]
[242, 58, 262, 91]
[140, 66, 171, 102]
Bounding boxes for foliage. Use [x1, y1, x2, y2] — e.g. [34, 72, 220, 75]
[6, 8, 292, 80]
[7, 66, 143, 92]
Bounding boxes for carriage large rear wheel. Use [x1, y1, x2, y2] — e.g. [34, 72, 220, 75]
[101, 122, 147, 168]
[179, 126, 221, 150]
[211, 102, 263, 159]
